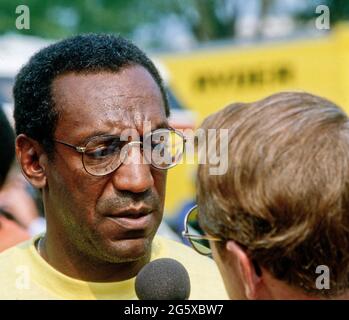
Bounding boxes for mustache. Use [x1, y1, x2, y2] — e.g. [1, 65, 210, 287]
[97, 189, 160, 213]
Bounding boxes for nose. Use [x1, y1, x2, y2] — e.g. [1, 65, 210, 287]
[111, 142, 154, 193]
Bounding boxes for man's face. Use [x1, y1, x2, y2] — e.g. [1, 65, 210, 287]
[45, 65, 168, 263]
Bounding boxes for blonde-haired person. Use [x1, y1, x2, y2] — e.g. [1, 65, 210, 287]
[183, 92, 349, 299]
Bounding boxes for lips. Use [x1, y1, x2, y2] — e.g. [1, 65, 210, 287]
[105, 208, 154, 230]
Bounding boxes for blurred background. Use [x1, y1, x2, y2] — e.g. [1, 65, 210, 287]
[1, 0, 349, 244]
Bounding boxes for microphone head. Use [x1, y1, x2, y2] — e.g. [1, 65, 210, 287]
[135, 258, 191, 300]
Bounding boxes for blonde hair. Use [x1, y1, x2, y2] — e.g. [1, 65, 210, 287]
[198, 92, 349, 297]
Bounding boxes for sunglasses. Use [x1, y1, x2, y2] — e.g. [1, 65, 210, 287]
[181, 205, 223, 256]
[182, 205, 263, 276]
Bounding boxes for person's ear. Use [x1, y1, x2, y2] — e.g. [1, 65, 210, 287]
[226, 240, 262, 299]
[16, 134, 48, 189]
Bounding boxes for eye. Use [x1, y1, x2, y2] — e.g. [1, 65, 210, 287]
[85, 139, 122, 159]
[87, 147, 110, 158]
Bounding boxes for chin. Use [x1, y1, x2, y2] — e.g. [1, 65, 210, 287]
[100, 237, 153, 263]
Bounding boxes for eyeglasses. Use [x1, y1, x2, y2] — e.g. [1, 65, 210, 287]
[54, 128, 186, 176]
[182, 205, 223, 256]
[182, 206, 263, 276]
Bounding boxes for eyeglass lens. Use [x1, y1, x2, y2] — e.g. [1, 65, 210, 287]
[82, 129, 185, 176]
[187, 207, 212, 255]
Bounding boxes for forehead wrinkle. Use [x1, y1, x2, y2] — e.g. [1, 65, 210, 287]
[100, 94, 161, 107]
[92, 107, 165, 131]
[99, 95, 165, 122]
[87, 74, 162, 100]
[52, 68, 167, 141]
[55, 95, 166, 136]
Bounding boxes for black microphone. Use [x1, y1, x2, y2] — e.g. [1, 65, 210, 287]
[135, 258, 191, 300]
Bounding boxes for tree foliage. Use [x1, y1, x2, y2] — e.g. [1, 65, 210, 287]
[0, 0, 349, 47]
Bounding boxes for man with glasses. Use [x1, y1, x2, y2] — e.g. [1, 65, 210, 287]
[183, 92, 349, 299]
[0, 34, 227, 299]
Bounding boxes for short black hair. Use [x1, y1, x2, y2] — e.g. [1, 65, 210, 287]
[0, 106, 15, 187]
[13, 33, 169, 154]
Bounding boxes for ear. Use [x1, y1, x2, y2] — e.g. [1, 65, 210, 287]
[16, 134, 48, 189]
[226, 240, 262, 299]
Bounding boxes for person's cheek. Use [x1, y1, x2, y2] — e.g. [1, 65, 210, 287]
[72, 169, 106, 206]
[150, 170, 166, 229]
[152, 169, 167, 200]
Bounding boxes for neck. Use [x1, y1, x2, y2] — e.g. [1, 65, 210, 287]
[37, 230, 151, 282]
[259, 269, 349, 300]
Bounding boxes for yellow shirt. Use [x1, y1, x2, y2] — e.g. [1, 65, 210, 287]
[0, 235, 228, 300]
